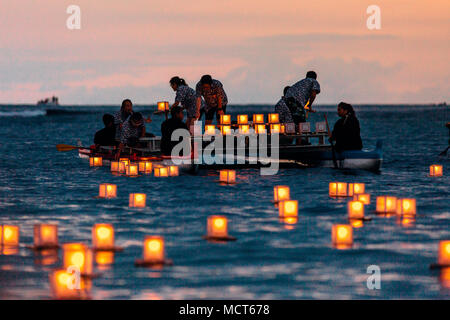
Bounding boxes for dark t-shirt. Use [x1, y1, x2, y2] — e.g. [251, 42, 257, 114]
[94, 127, 116, 146]
[160, 118, 189, 156]
[332, 115, 363, 152]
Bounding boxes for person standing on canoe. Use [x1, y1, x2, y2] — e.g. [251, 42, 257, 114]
[160, 106, 189, 156]
[94, 114, 116, 147]
[275, 86, 295, 124]
[330, 102, 363, 152]
[169, 76, 202, 132]
[196, 75, 228, 125]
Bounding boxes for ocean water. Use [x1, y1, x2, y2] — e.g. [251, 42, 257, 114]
[0, 103, 448, 300]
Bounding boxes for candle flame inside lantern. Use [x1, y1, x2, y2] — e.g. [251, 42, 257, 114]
[129, 193, 146, 207]
[62, 243, 93, 276]
[34, 224, 58, 248]
[270, 124, 281, 134]
[376, 196, 397, 213]
[278, 200, 298, 217]
[429, 164, 443, 177]
[348, 201, 365, 219]
[329, 182, 348, 197]
[89, 157, 102, 167]
[157, 101, 169, 111]
[98, 183, 117, 198]
[274, 186, 290, 202]
[255, 124, 266, 134]
[253, 114, 264, 124]
[0, 225, 19, 247]
[219, 170, 236, 184]
[143, 236, 165, 263]
[207, 216, 228, 238]
[268, 113, 279, 124]
[396, 198, 416, 216]
[168, 166, 179, 176]
[50, 269, 89, 300]
[154, 166, 169, 177]
[353, 193, 370, 205]
[438, 241, 450, 266]
[92, 224, 114, 250]
[348, 183, 365, 196]
[237, 114, 248, 125]
[221, 125, 232, 135]
[332, 224, 353, 249]
[205, 125, 216, 135]
[138, 161, 152, 174]
[220, 114, 231, 125]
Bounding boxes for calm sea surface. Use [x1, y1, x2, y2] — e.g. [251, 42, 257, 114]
[0, 104, 449, 299]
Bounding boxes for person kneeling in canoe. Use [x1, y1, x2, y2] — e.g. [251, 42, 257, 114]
[161, 106, 189, 156]
[169, 76, 202, 132]
[118, 112, 147, 151]
[94, 113, 116, 147]
[330, 102, 363, 152]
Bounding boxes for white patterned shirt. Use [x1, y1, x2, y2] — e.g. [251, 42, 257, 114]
[285, 78, 321, 107]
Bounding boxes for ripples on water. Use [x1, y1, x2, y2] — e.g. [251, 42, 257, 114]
[0, 104, 449, 299]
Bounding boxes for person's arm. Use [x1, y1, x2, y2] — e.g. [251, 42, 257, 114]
[308, 91, 318, 112]
[195, 96, 202, 119]
[216, 87, 225, 115]
[140, 124, 146, 137]
[171, 101, 180, 110]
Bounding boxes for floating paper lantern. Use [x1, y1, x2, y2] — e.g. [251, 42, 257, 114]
[332, 224, 353, 248]
[207, 216, 229, 238]
[396, 198, 416, 216]
[280, 124, 285, 134]
[49, 269, 89, 300]
[205, 125, 216, 135]
[281, 216, 298, 228]
[278, 200, 298, 217]
[154, 166, 169, 177]
[350, 219, 364, 228]
[143, 236, 165, 264]
[348, 201, 365, 220]
[376, 196, 397, 213]
[126, 163, 139, 176]
[98, 183, 117, 198]
[221, 125, 232, 135]
[110, 161, 120, 172]
[268, 113, 279, 124]
[119, 158, 130, 166]
[274, 186, 290, 202]
[253, 114, 264, 124]
[129, 193, 146, 207]
[430, 165, 443, 177]
[397, 216, 415, 227]
[34, 224, 58, 249]
[157, 101, 169, 112]
[239, 125, 250, 134]
[255, 124, 266, 134]
[92, 224, 115, 250]
[95, 251, 114, 267]
[353, 193, 370, 205]
[348, 183, 365, 196]
[270, 124, 281, 134]
[219, 170, 236, 184]
[220, 114, 231, 125]
[89, 157, 102, 167]
[237, 114, 248, 125]
[0, 225, 19, 247]
[138, 161, 152, 174]
[168, 165, 179, 176]
[437, 241, 450, 266]
[62, 243, 94, 277]
[329, 182, 348, 197]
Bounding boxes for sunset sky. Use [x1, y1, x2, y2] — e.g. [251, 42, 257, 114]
[0, 0, 448, 104]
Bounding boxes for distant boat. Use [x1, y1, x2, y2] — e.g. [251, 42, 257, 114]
[37, 96, 59, 106]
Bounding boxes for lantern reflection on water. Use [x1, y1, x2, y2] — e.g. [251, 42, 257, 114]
[33, 224, 58, 249]
[219, 170, 236, 184]
[62, 243, 94, 277]
[353, 193, 370, 205]
[396, 198, 416, 216]
[237, 115, 248, 125]
[278, 200, 298, 218]
[429, 164, 443, 177]
[273, 186, 290, 203]
[0, 225, 19, 247]
[138, 161, 152, 174]
[95, 251, 114, 268]
[329, 182, 348, 197]
[376, 196, 397, 214]
[89, 157, 102, 167]
[348, 201, 365, 220]
[98, 183, 117, 198]
[129, 193, 146, 207]
[332, 224, 353, 249]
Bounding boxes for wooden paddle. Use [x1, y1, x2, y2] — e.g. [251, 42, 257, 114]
[324, 114, 338, 169]
[56, 144, 85, 152]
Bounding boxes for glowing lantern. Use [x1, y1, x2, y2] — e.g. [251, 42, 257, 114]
[219, 170, 236, 184]
[206, 216, 229, 238]
[129, 193, 146, 207]
[397, 216, 415, 227]
[143, 236, 165, 263]
[89, 157, 102, 167]
[0, 225, 19, 247]
[119, 158, 130, 166]
[110, 161, 120, 172]
[98, 183, 117, 198]
[154, 166, 169, 177]
[280, 124, 286, 134]
[255, 124, 266, 134]
[239, 125, 250, 134]
[118, 162, 127, 174]
[205, 125, 216, 135]
[281, 216, 298, 229]
[273, 186, 290, 202]
[316, 122, 327, 133]
[157, 101, 169, 112]
[168, 165, 179, 176]
[353, 193, 370, 205]
[126, 163, 139, 176]
[221, 125, 232, 135]
[350, 219, 364, 228]
[62, 243, 94, 277]
[49, 269, 90, 300]
[396, 198, 416, 216]
[348, 201, 365, 220]
[430, 165, 443, 177]
[332, 224, 353, 248]
[253, 114, 264, 124]
[440, 267, 450, 289]
[34, 224, 58, 249]
[348, 183, 365, 196]
[376, 196, 397, 213]
[237, 115, 248, 125]
[220, 114, 231, 125]
[278, 200, 298, 217]
[270, 124, 281, 134]
[138, 161, 153, 174]
[95, 251, 114, 268]
[329, 182, 348, 197]
[92, 224, 115, 250]
[268, 113, 279, 124]
[437, 241, 450, 266]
